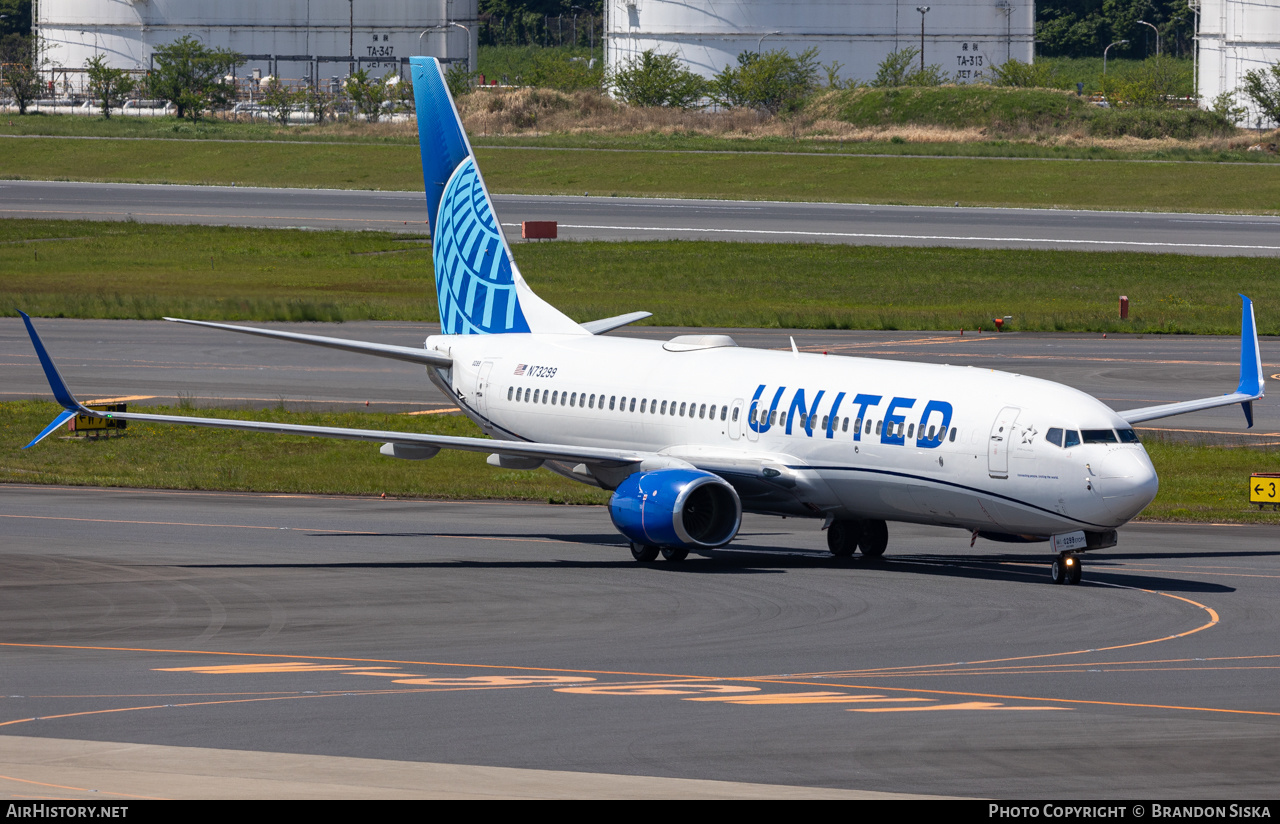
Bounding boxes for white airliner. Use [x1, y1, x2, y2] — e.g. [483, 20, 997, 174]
[20, 57, 1265, 584]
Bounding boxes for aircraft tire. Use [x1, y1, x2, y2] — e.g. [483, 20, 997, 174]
[661, 547, 689, 562]
[857, 520, 889, 558]
[827, 520, 861, 557]
[630, 542, 660, 562]
[1052, 554, 1082, 585]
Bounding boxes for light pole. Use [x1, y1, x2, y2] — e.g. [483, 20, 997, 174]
[419, 23, 472, 72]
[757, 31, 781, 55]
[916, 7, 930, 72]
[1136, 19, 1160, 57]
[571, 6, 594, 61]
[1103, 39, 1128, 75]
[348, 0, 354, 74]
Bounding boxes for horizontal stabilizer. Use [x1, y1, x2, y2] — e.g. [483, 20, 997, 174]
[581, 311, 653, 335]
[164, 318, 452, 368]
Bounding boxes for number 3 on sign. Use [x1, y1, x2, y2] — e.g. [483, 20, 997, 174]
[1249, 473, 1280, 503]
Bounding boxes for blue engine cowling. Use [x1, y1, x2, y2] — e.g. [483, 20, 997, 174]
[608, 468, 742, 549]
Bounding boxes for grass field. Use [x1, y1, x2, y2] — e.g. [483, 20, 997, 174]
[2, 401, 1275, 524]
[3, 220, 1278, 334]
[3, 136, 1279, 213]
[4, 116, 1274, 164]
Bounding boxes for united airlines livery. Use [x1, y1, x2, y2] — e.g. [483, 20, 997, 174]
[20, 57, 1266, 585]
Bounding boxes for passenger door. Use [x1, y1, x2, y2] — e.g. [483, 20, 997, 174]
[988, 406, 1020, 479]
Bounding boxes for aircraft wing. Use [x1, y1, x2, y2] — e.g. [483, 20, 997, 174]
[18, 312, 646, 467]
[1118, 295, 1266, 427]
[163, 317, 453, 368]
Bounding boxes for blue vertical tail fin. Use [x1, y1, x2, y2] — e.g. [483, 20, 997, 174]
[411, 57, 583, 336]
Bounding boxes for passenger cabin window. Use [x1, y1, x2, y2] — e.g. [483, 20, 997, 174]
[949, 427, 957, 442]
[630, 398, 637, 412]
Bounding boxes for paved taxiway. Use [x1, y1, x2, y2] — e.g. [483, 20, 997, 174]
[5, 179, 1280, 256]
[3, 485, 1279, 798]
[4, 318, 1276, 437]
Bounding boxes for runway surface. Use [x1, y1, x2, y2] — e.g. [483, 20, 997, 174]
[6, 179, 1280, 256]
[3, 317, 1275, 437]
[3, 485, 1279, 798]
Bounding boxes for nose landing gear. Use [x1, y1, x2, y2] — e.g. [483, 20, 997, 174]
[1051, 552, 1083, 585]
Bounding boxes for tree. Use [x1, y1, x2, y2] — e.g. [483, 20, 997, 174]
[85, 54, 135, 119]
[0, 33, 41, 114]
[0, 0, 32, 39]
[712, 47, 820, 115]
[147, 35, 243, 121]
[608, 49, 705, 108]
[303, 84, 334, 124]
[445, 61, 477, 99]
[1241, 63, 1280, 127]
[345, 69, 392, 122]
[259, 76, 300, 126]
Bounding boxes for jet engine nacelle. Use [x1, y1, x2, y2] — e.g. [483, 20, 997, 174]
[608, 468, 742, 549]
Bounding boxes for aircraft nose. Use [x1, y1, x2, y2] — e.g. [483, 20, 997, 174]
[1096, 450, 1159, 522]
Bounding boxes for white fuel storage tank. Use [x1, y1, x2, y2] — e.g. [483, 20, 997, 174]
[36, 0, 478, 81]
[1196, 0, 1280, 126]
[604, 0, 1034, 86]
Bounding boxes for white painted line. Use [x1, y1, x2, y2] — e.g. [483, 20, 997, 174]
[500, 222, 1280, 251]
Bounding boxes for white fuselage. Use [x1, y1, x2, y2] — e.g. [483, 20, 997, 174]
[430, 332, 1159, 538]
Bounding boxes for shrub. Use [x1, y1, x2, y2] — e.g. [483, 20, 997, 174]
[989, 58, 1058, 88]
[871, 48, 950, 88]
[527, 50, 603, 92]
[608, 49, 705, 108]
[712, 47, 820, 115]
[1085, 107, 1233, 139]
[1101, 56, 1190, 108]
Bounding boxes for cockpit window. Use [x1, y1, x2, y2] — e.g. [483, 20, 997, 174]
[1117, 427, 1141, 443]
[1046, 427, 1064, 447]
[1081, 429, 1118, 444]
[1063, 430, 1081, 448]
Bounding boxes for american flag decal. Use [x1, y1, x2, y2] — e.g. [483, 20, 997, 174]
[514, 364, 527, 375]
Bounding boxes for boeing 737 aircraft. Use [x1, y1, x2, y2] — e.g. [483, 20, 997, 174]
[20, 57, 1266, 584]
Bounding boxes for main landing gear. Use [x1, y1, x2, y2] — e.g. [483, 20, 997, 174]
[827, 519, 889, 559]
[629, 542, 689, 562]
[1050, 552, 1083, 585]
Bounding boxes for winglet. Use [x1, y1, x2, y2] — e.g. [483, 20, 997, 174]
[19, 311, 83, 412]
[1237, 294, 1264, 397]
[18, 311, 91, 448]
[1237, 294, 1264, 428]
